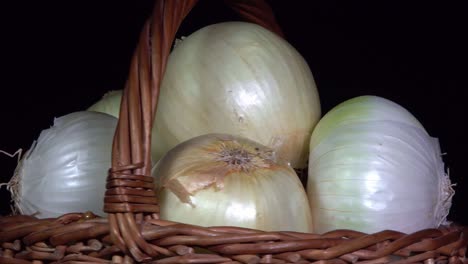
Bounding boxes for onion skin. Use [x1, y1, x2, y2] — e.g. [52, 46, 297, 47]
[87, 90, 121, 118]
[11, 111, 117, 218]
[309, 95, 427, 150]
[152, 133, 314, 233]
[307, 96, 453, 234]
[88, 21, 321, 169]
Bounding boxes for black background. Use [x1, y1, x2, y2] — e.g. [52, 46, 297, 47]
[1, 1, 466, 225]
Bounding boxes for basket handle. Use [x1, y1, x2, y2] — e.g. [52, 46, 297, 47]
[103, 0, 283, 261]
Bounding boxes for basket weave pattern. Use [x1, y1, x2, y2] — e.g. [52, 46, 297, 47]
[1, 0, 467, 263]
[1, 214, 467, 263]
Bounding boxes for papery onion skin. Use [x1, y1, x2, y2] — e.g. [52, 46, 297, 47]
[152, 133, 314, 233]
[307, 95, 453, 234]
[88, 21, 321, 169]
[12, 111, 117, 218]
[310, 95, 427, 150]
[87, 90, 121, 118]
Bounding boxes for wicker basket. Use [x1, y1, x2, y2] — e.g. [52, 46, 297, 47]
[1, 1, 466, 263]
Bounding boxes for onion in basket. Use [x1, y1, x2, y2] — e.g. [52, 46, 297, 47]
[151, 133, 313, 232]
[6, 111, 117, 218]
[88, 21, 321, 169]
[87, 90, 121, 118]
[307, 95, 454, 234]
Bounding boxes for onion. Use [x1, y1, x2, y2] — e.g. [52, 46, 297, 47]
[309, 95, 427, 150]
[88, 21, 321, 169]
[307, 95, 454, 234]
[152, 133, 313, 232]
[7, 111, 117, 218]
[87, 90, 121, 118]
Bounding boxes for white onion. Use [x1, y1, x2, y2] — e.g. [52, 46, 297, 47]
[307, 95, 454, 234]
[87, 90, 121, 118]
[9, 111, 117, 218]
[309, 95, 427, 150]
[88, 21, 321, 169]
[152, 133, 313, 232]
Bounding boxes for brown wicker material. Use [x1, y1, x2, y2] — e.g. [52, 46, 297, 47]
[1, 0, 466, 263]
[0, 214, 466, 263]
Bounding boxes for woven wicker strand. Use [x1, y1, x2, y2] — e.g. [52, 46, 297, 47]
[1, 0, 467, 263]
[0, 214, 467, 263]
[103, 0, 283, 262]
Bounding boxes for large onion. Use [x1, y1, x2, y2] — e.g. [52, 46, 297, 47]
[7, 111, 117, 218]
[88, 21, 321, 168]
[309, 95, 426, 150]
[152, 133, 313, 232]
[307, 95, 454, 234]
